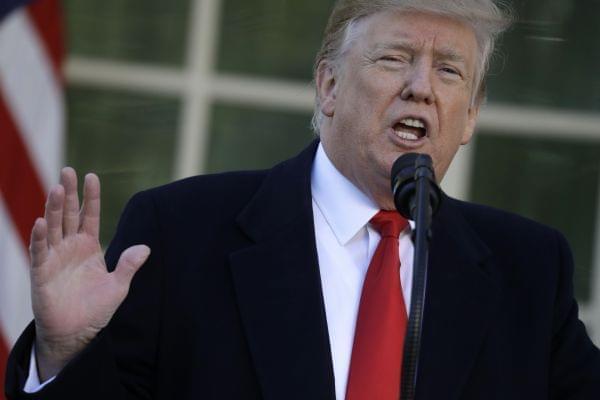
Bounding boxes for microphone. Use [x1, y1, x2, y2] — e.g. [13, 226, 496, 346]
[390, 153, 441, 400]
[391, 153, 442, 220]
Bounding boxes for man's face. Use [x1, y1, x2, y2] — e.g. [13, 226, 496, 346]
[317, 10, 480, 210]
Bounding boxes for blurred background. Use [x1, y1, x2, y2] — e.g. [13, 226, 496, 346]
[1, 0, 599, 391]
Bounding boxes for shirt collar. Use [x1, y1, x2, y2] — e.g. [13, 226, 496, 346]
[311, 143, 380, 245]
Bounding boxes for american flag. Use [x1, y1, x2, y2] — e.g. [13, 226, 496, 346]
[0, 0, 64, 396]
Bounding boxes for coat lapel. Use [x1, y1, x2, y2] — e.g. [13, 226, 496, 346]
[229, 140, 500, 399]
[229, 140, 336, 400]
[416, 196, 500, 399]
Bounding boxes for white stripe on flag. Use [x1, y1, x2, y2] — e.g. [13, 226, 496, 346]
[0, 8, 64, 191]
[0, 197, 33, 346]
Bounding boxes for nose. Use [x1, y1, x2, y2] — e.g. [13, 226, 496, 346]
[400, 60, 435, 105]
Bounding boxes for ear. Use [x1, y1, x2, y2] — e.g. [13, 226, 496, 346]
[316, 61, 337, 118]
[461, 104, 480, 145]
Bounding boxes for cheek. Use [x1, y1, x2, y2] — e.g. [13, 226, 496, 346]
[440, 94, 472, 133]
[348, 70, 399, 114]
[434, 96, 472, 170]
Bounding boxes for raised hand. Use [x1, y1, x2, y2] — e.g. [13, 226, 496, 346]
[30, 168, 150, 381]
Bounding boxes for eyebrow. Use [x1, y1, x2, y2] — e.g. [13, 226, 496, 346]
[369, 42, 416, 55]
[369, 41, 467, 65]
[434, 47, 467, 64]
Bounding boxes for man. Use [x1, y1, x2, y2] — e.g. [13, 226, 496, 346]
[5, 0, 600, 399]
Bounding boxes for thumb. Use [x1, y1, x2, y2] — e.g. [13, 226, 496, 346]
[113, 245, 151, 287]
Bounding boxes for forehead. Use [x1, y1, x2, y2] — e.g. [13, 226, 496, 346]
[358, 10, 478, 61]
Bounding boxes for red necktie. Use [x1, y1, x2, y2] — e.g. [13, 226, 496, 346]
[345, 211, 409, 400]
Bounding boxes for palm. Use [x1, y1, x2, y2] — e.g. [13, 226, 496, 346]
[29, 168, 149, 371]
[32, 233, 119, 341]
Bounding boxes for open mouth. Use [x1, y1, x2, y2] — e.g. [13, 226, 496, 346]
[393, 118, 427, 141]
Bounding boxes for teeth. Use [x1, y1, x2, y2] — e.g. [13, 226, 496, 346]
[400, 118, 426, 129]
[394, 130, 420, 141]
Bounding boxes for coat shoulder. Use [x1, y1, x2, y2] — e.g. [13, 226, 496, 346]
[441, 196, 571, 281]
[445, 196, 565, 247]
[126, 169, 270, 222]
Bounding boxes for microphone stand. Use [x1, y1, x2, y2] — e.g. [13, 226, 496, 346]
[395, 155, 438, 400]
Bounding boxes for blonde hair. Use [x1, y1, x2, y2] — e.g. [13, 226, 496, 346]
[312, 0, 512, 133]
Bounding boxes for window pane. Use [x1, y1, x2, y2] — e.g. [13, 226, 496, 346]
[217, 0, 335, 80]
[66, 86, 180, 245]
[206, 103, 314, 172]
[470, 134, 600, 302]
[64, 0, 191, 66]
[488, 0, 600, 111]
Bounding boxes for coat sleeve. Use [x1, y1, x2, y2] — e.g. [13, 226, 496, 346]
[5, 190, 164, 400]
[549, 230, 600, 399]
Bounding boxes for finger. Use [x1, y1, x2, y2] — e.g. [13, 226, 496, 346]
[113, 245, 150, 288]
[80, 173, 101, 238]
[44, 185, 65, 247]
[30, 218, 49, 267]
[61, 167, 80, 236]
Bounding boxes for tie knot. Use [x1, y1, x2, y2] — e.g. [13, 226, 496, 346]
[370, 210, 408, 238]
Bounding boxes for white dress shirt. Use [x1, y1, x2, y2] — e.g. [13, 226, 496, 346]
[26, 143, 415, 398]
[312, 144, 414, 400]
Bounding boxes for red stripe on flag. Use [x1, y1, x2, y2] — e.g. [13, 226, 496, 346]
[26, 0, 64, 83]
[0, 92, 47, 249]
[0, 1, 64, 393]
[0, 332, 8, 400]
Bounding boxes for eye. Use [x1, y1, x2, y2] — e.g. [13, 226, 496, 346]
[438, 65, 465, 80]
[379, 54, 409, 63]
[440, 66, 459, 75]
